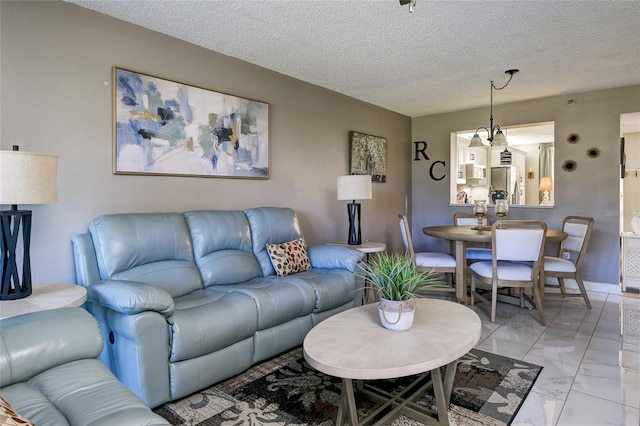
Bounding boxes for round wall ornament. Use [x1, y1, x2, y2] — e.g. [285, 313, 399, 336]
[562, 160, 578, 172]
[587, 147, 601, 158]
[567, 133, 580, 144]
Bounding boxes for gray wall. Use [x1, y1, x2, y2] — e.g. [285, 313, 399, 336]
[411, 86, 640, 285]
[0, 1, 412, 285]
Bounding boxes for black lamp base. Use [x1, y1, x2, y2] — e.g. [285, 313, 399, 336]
[1, 209, 33, 300]
[346, 201, 362, 246]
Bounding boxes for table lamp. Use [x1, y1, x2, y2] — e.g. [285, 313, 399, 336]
[0, 146, 58, 300]
[539, 176, 553, 206]
[337, 175, 372, 245]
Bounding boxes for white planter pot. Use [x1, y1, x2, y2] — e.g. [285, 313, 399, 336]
[378, 298, 415, 331]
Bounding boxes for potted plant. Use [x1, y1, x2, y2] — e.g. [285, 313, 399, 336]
[357, 252, 445, 331]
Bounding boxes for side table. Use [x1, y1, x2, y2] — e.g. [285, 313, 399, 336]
[328, 241, 386, 303]
[0, 283, 87, 320]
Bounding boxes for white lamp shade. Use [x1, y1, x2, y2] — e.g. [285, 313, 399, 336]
[0, 150, 58, 205]
[539, 176, 553, 191]
[492, 129, 507, 146]
[337, 175, 372, 201]
[468, 133, 485, 148]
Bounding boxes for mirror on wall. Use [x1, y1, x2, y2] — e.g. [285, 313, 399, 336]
[450, 122, 555, 207]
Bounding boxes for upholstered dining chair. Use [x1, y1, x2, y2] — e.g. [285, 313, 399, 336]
[453, 211, 492, 262]
[543, 216, 594, 308]
[398, 214, 456, 292]
[470, 220, 547, 325]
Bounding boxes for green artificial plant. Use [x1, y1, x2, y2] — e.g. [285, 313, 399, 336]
[357, 252, 445, 301]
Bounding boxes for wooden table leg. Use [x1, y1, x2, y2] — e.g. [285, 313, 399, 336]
[454, 241, 469, 304]
[339, 378, 359, 426]
[431, 367, 451, 426]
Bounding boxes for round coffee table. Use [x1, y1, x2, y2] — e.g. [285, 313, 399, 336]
[303, 298, 481, 426]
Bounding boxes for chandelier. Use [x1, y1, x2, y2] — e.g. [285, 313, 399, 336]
[469, 69, 519, 148]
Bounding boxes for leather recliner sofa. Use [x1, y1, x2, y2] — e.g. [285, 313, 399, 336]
[72, 207, 364, 408]
[0, 307, 170, 425]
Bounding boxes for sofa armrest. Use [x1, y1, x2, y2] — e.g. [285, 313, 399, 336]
[308, 245, 365, 272]
[88, 280, 175, 317]
[72, 233, 102, 286]
[0, 308, 103, 387]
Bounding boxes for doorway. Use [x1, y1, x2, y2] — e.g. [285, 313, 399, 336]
[620, 112, 640, 292]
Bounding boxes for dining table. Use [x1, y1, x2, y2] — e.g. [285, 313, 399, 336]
[422, 225, 568, 304]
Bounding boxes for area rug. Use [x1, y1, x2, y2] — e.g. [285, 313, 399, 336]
[154, 347, 542, 426]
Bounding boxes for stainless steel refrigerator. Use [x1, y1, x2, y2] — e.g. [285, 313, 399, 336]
[491, 166, 520, 204]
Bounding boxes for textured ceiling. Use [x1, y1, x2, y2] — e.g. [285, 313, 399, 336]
[67, 0, 640, 119]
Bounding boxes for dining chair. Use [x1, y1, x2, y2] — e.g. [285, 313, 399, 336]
[398, 214, 456, 292]
[543, 216, 594, 308]
[470, 220, 547, 325]
[453, 211, 492, 262]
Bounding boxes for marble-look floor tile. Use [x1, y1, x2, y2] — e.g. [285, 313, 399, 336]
[548, 316, 597, 335]
[487, 323, 545, 345]
[571, 361, 640, 408]
[554, 305, 602, 323]
[467, 289, 637, 425]
[593, 318, 622, 341]
[583, 336, 640, 370]
[525, 337, 590, 366]
[512, 391, 564, 426]
[475, 334, 533, 360]
[557, 390, 639, 426]
[522, 355, 580, 400]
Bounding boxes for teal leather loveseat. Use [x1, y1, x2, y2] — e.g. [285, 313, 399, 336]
[0, 307, 169, 425]
[72, 207, 364, 408]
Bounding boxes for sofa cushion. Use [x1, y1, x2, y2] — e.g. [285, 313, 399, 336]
[290, 268, 360, 312]
[213, 276, 316, 330]
[266, 238, 311, 276]
[1, 360, 168, 426]
[244, 207, 304, 276]
[168, 289, 258, 362]
[89, 213, 202, 298]
[184, 210, 263, 285]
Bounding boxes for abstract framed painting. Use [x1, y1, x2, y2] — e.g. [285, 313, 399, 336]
[112, 67, 269, 178]
[349, 131, 387, 182]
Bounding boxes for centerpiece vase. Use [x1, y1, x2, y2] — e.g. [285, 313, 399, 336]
[378, 297, 415, 331]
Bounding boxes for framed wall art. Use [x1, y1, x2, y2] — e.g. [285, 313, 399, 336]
[113, 67, 269, 178]
[349, 131, 387, 182]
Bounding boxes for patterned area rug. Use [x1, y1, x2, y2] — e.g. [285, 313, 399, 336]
[154, 347, 542, 426]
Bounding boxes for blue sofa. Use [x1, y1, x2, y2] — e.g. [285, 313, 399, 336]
[72, 207, 364, 408]
[0, 307, 169, 425]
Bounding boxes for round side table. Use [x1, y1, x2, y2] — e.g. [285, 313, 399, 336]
[0, 283, 87, 320]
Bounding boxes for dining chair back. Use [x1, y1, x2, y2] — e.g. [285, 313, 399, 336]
[470, 220, 547, 325]
[398, 214, 455, 292]
[453, 212, 492, 261]
[544, 216, 594, 308]
[453, 211, 488, 226]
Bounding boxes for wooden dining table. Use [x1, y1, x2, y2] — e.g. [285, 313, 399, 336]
[422, 225, 568, 304]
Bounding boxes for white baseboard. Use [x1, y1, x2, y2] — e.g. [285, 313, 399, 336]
[545, 278, 621, 295]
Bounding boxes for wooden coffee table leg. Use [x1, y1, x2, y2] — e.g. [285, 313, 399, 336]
[442, 360, 458, 408]
[431, 367, 451, 426]
[338, 378, 359, 426]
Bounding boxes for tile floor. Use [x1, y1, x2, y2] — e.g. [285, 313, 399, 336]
[431, 287, 640, 426]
